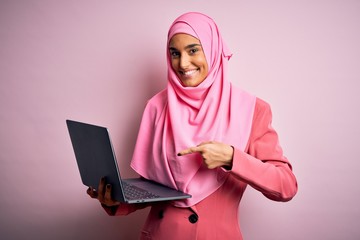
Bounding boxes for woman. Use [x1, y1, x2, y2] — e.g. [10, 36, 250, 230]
[88, 12, 298, 239]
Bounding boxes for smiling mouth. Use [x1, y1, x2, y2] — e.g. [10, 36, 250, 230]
[180, 69, 198, 77]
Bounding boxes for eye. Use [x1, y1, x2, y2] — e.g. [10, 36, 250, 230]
[189, 48, 199, 55]
[170, 50, 180, 58]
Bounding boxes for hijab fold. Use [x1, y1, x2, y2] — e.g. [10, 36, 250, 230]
[131, 12, 256, 207]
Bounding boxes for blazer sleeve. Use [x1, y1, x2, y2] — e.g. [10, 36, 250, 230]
[229, 98, 298, 201]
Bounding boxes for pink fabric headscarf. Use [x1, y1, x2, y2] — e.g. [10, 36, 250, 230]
[131, 12, 256, 207]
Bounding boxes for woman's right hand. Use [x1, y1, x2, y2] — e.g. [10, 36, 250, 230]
[87, 177, 121, 207]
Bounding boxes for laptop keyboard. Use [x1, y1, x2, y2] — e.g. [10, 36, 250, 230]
[122, 182, 160, 200]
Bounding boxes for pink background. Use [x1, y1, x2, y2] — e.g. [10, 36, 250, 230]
[1, 1, 359, 239]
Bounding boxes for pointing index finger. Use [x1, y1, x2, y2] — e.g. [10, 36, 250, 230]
[177, 146, 202, 156]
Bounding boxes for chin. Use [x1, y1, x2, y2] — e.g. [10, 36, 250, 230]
[179, 76, 203, 87]
[181, 80, 199, 87]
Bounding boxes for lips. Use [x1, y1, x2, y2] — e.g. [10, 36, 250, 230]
[180, 69, 198, 77]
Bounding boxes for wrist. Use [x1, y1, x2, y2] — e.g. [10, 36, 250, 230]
[224, 145, 234, 168]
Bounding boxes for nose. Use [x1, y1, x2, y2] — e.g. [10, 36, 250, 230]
[179, 54, 190, 69]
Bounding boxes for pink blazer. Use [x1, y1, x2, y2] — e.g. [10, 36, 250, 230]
[103, 98, 298, 240]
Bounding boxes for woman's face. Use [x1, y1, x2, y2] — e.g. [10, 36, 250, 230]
[169, 34, 209, 87]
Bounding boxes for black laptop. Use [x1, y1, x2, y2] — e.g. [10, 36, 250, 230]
[66, 119, 191, 204]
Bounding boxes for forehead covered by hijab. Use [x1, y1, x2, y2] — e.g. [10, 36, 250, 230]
[167, 12, 217, 68]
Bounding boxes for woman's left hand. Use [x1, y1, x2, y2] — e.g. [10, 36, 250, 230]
[178, 141, 234, 169]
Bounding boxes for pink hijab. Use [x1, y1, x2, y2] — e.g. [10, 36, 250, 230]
[131, 12, 256, 207]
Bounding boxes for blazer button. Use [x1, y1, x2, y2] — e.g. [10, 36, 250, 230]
[188, 213, 198, 224]
[158, 210, 164, 219]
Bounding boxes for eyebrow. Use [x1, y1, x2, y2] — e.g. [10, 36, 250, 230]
[169, 43, 202, 51]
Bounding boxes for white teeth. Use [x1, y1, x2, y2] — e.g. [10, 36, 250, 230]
[182, 69, 197, 76]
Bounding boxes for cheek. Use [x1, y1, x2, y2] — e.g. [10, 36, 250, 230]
[170, 59, 178, 71]
[204, 63, 209, 74]
[200, 60, 209, 74]
[195, 55, 208, 71]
